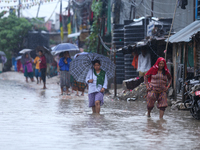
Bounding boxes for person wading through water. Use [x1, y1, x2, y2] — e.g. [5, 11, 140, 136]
[39, 50, 47, 89]
[34, 54, 41, 84]
[144, 57, 172, 119]
[86, 60, 108, 114]
[59, 51, 72, 95]
[23, 53, 34, 83]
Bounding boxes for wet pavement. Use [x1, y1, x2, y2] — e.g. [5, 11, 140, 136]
[0, 79, 200, 150]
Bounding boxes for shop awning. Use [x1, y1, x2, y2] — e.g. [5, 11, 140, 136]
[167, 20, 200, 43]
[68, 32, 81, 38]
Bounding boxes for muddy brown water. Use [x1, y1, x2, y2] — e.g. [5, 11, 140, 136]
[0, 79, 200, 150]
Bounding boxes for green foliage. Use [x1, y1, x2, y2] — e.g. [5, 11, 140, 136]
[85, 0, 102, 52]
[30, 18, 47, 31]
[50, 39, 57, 45]
[0, 13, 32, 59]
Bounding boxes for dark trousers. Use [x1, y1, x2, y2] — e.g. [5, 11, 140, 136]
[41, 68, 46, 83]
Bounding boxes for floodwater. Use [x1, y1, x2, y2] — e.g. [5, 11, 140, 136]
[0, 79, 200, 150]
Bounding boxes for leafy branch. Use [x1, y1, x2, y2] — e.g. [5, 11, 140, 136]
[85, 0, 102, 52]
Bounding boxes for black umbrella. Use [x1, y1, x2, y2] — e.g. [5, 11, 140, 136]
[70, 53, 116, 83]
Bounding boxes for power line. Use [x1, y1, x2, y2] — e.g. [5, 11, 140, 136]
[146, 0, 176, 5]
[141, 2, 174, 15]
[132, 0, 199, 16]
[148, 42, 160, 58]
[165, 0, 179, 60]
[98, 34, 114, 52]
[45, 0, 60, 23]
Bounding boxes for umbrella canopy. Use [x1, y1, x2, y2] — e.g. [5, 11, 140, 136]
[0, 56, 7, 63]
[52, 43, 79, 55]
[73, 52, 88, 59]
[0, 51, 7, 63]
[42, 46, 52, 55]
[70, 53, 116, 83]
[19, 49, 32, 54]
[15, 56, 22, 60]
[0, 51, 6, 56]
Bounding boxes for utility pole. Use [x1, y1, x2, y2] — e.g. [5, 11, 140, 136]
[144, 0, 147, 38]
[18, 0, 20, 18]
[193, 0, 196, 21]
[133, 0, 135, 19]
[36, 0, 41, 18]
[60, 0, 63, 43]
[151, 0, 154, 17]
[114, 44, 117, 97]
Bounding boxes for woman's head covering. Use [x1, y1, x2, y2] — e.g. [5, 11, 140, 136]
[145, 57, 170, 82]
[21, 52, 31, 65]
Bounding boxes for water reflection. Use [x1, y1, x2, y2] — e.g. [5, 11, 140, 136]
[145, 118, 167, 135]
[0, 79, 200, 150]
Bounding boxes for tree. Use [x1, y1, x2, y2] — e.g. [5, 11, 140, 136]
[0, 11, 32, 59]
[85, 0, 102, 52]
[30, 17, 47, 31]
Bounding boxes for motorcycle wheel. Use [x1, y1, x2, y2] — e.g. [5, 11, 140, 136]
[190, 108, 200, 120]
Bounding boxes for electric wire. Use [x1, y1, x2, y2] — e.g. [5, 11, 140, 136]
[132, 0, 199, 16]
[45, 0, 60, 23]
[145, 0, 177, 5]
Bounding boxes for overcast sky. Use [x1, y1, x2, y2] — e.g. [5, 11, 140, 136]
[0, 0, 69, 23]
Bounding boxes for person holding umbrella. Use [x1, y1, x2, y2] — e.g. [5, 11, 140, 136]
[59, 51, 72, 95]
[70, 53, 115, 113]
[22, 53, 34, 83]
[86, 60, 108, 114]
[39, 50, 47, 89]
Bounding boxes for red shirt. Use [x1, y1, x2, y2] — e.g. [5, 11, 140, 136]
[40, 55, 47, 69]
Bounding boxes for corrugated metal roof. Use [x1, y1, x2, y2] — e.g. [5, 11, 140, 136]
[168, 20, 200, 43]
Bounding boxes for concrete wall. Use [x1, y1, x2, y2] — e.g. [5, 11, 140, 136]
[120, 0, 195, 32]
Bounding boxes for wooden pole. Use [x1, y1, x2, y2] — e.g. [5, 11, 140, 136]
[182, 43, 187, 102]
[173, 43, 177, 100]
[185, 44, 188, 79]
[194, 38, 197, 75]
[165, 0, 179, 60]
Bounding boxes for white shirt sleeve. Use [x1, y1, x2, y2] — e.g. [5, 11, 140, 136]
[137, 54, 141, 72]
[85, 69, 92, 83]
[147, 53, 151, 70]
[103, 73, 108, 89]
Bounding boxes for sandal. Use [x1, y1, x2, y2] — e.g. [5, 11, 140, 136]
[75, 94, 79, 96]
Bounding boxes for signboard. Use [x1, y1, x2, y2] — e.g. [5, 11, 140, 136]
[147, 21, 155, 37]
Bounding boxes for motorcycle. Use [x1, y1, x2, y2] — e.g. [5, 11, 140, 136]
[183, 75, 200, 120]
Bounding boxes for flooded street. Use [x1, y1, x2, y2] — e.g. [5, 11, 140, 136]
[0, 79, 200, 150]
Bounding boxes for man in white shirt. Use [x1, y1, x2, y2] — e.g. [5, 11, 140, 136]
[137, 49, 151, 77]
